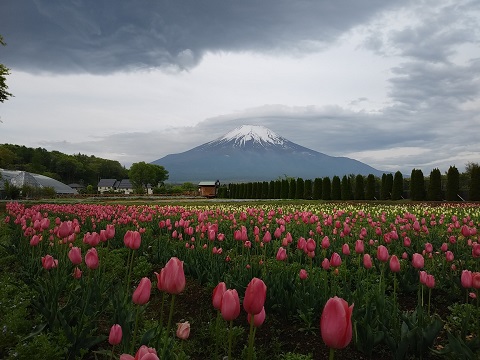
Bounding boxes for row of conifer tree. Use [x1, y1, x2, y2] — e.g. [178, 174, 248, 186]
[219, 165, 480, 201]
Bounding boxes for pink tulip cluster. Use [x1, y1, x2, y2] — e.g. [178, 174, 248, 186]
[213, 277, 267, 326]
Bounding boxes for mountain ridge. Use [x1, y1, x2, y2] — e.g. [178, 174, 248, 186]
[152, 125, 386, 183]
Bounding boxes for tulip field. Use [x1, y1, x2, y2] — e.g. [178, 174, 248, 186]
[1, 200, 480, 359]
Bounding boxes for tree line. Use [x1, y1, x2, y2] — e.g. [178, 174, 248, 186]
[0, 144, 129, 186]
[220, 164, 480, 201]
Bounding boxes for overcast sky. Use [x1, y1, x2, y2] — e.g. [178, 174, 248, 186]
[1, 0, 479, 175]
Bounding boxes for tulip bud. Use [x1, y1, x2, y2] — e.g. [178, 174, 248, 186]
[243, 277, 267, 315]
[132, 277, 151, 305]
[176, 321, 190, 340]
[109, 324, 122, 345]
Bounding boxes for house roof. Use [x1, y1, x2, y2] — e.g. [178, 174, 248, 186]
[117, 179, 133, 189]
[198, 181, 217, 186]
[97, 178, 118, 187]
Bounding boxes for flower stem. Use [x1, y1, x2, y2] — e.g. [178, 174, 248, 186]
[329, 347, 335, 360]
[130, 306, 140, 354]
[228, 320, 233, 360]
[161, 294, 176, 358]
[247, 314, 255, 360]
[214, 310, 221, 360]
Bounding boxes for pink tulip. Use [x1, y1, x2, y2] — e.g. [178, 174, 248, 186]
[376, 245, 389, 262]
[154, 268, 165, 292]
[124, 230, 141, 250]
[354, 240, 364, 254]
[85, 248, 99, 270]
[41, 255, 58, 270]
[57, 221, 72, 238]
[473, 272, 480, 289]
[212, 282, 227, 310]
[412, 253, 424, 269]
[243, 277, 267, 315]
[461, 270, 473, 288]
[247, 306, 266, 327]
[262, 231, 272, 243]
[320, 296, 354, 349]
[419, 271, 427, 285]
[108, 324, 122, 345]
[299, 269, 308, 280]
[68, 247, 82, 266]
[322, 258, 330, 270]
[132, 277, 151, 305]
[321, 236, 330, 249]
[221, 289, 240, 321]
[176, 321, 190, 340]
[73, 267, 82, 279]
[389, 255, 400, 272]
[161, 257, 186, 294]
[120, 345, 159, 360]
[330, 252, 342, 267]
[426, 274, 435, 289]
[424, 242, 433, 253]
[276, 247, 287, 261]
[363, 254, 372, 269]
[342, 243, 350, 256]
[306, 238, 316, 252]
[30, 235, 41, 246]
[445, 251, 454, 262]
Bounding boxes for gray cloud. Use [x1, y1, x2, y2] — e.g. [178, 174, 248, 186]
[2, 0, 404, 73]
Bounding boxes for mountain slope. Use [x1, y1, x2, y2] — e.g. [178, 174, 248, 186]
[152, 125, 386, 182]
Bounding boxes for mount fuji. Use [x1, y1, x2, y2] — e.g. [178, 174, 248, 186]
[151, 125, 386, 183]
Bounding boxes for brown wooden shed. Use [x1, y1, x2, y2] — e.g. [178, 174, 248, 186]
[198, 180, 220, 197]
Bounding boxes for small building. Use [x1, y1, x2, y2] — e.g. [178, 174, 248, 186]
[117, 179, 134, 195]
[198, 180, 220, 197]
[97, 179, 119, 194]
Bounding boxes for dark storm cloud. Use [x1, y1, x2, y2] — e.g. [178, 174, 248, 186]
[2, 0, 404, 73]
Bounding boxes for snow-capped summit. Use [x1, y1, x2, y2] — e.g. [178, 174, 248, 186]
[198, 124, 313, 153]
[216, 125, 286, 147]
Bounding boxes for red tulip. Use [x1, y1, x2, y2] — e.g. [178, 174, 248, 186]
[161, 257, 186, 294]
[243, 277, 267, 315]
[376, 245, 389, 262]
[461, 270, 473, 288]
[108, 324, 122, 345]
[247, 306, 266, 327]
[320, 296, 354, 349]
[68, 247, 82, 266]
[412, 253, 424, 269]
[176, 321, 190, 340]
[389, 255, 400, 272]
[212, 282, 227, 310]
[85, 248, 99, 270]
[132, 277, 151, 305]
[221, 289, 240, 321]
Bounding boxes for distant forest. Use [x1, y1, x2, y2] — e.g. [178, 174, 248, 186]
[0, 144, 128, 187]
